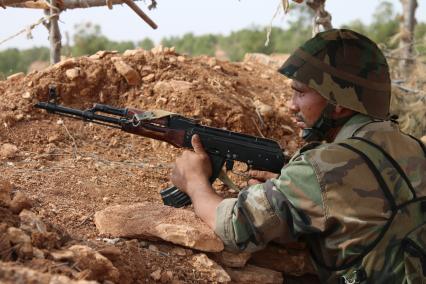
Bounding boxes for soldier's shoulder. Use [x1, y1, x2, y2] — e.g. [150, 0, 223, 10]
[296, 140, 355, 164]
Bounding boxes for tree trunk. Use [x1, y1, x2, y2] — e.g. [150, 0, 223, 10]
[306, 0, 332, 36]
[49, 2, 62, 64]
[399, 0, 417, 72]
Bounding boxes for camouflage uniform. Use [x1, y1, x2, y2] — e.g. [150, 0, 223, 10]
[214, 30, 426, 283]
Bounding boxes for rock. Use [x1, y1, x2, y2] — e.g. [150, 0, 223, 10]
[112, 58, 141, 85]
[170, 247, 192, 256]
[89, 50, 118, 60]
[7, 227, 31, 244]
[207, 58, 217, 67]
[153, 80, 192, 96]
[10, 191, 33, 214]
[0, 180, 13, 207]
[54, 58, 77, 69]
[253, 100, 273, 118]
[212, 251, 251, 268]
[0, 224, 12, 261]
[68, 245, 120, 282]
[0, 263, 97, 283]
[98, 246, 121, 261]
[191, 253, 231, 283]
[16, 241, 33, 259]
[94, 203, 224, 252]
[7, 72, 25, 81]
[65, 68, 81, 80]
[225, 264, 283, 284]
[50, 249, 74, 261]
[48, 133, 61, 143]
[250, 243, 315, 276]
[161, 270, 174, 283]
[421, 135, 426, 145]
[151, 45, 164, 55]
[148, 244, 159, 252]
[150, 269, 162, 281]
[177, 56, 185, 62]
[22, 91, 32, 99]
[19, 209, 47, 233]
[142, 73, 156, 83]
[32, 247, 45, 259]
[0, 143, 18, 159]
[123, 49, 144, 57]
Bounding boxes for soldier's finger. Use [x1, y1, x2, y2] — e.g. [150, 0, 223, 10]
[191, 134, 206, 155]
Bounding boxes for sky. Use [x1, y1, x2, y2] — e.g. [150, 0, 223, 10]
[0, 0, 425, 51]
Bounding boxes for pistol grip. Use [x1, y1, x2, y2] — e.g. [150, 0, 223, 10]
[161, 155, 225, 208]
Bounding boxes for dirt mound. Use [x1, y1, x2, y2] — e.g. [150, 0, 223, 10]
[0, 48, 310, 283]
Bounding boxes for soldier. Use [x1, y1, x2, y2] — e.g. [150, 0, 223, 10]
[170, 29, 426, 283]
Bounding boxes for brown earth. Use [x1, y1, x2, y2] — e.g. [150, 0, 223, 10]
[0, 47, 309, 283]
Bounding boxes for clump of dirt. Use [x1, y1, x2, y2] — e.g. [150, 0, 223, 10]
[0, 47, 307, 283]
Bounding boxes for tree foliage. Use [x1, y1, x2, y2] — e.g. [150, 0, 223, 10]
[1, 1, 425, 78]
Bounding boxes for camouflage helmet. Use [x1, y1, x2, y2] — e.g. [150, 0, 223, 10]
[279, 29, 391, 119]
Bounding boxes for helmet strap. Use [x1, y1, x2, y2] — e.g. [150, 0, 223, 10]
[302, 103, 352, 142]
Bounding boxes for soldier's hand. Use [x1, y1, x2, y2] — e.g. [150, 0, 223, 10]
[170, 134, 212, 196]
[247, 170, 279, 186]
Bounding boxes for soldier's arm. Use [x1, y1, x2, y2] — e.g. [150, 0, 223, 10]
[214, 155, 326, 252]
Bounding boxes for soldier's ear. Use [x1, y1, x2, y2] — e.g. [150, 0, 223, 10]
[333, 105, 355, 118]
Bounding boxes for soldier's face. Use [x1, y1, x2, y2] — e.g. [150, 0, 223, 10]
[290, 80, 328, 129]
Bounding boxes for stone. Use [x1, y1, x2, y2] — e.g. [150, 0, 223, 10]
[19, 209, 47, 233]
[54, 58, 77, 69]
[150, 269, 162, 281]
[7, 227, 31, 244]
[65, 68, 81, 80]
[98, 246, 121, 261]
[153, 80, 192, 96]
[421, 135, 426, 145]
[112, 58, 141, 85]
[0, 180, 13, 207]
[10, 191, 32, 214]
[0, 143, 18, 159]
[94, 203, 224, 252]
[226, 264, 283, 284]
[68, 245, 120, 282]
[177, 56, 185, 62]
[213, 251, 251, 268]
[207, 58, 217, 67]
[32, 247, 45, 259]
[0, 264, 97, 283]
[191, 253, 231, 283]
[123, 49, 143, 57]
[253, 100, 273, 118]
[250, 243, 315, 276]
[170, 247, 192, 256]
[7, 72, 25, 81]
[50, 249, 74, 261]
[16, 242, 33, 259]
[142, 73, 156, 83]
[161, 270, 174, 283]
[90, 50, 118, 60]
[22, 92, 32, 99]
[0, 224, 12, 260]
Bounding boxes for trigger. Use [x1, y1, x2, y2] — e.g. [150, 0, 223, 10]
[225, 160, 234, 171]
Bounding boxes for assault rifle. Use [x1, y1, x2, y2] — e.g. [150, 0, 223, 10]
[35, 86, 287, 208]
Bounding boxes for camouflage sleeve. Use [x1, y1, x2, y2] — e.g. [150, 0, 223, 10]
[214, 154, 326, 252]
